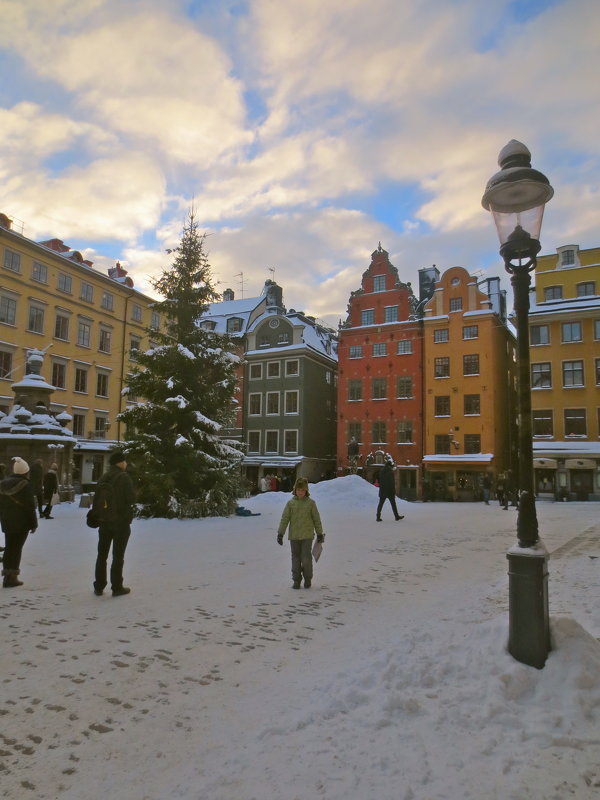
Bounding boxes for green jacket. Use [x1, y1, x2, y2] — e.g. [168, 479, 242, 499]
[278, 495, 323, 540]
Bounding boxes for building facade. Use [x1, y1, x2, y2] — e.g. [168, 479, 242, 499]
[529, 244, 600, 500]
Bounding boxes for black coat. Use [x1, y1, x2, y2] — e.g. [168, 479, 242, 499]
[97, 466, 136, 525]
[0, 476, 38, 533]
[378, 463, 396, 497]
[29, 461, 43, 494]
[43, 469, 58, 502]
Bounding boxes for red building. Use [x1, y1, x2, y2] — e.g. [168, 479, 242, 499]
[337, 244, 430, 499]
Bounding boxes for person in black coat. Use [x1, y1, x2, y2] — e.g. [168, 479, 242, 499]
[0, 457, 38, 588]
[29, 458, 44, 516]
[41, 463, 59, 519]
[376, 460, 404, 522]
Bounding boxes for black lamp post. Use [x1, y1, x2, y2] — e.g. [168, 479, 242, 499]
[482, 140, 553, 669]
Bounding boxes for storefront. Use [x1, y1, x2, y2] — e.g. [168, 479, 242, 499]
[422, 454, 495, 502]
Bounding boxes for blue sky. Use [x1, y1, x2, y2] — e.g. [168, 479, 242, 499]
[0, 0, 598, 327]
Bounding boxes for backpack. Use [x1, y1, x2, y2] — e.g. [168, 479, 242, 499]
[86, 479, 115, 529]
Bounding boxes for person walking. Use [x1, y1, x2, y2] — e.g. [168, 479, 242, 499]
[277, 477, 324, 589]
[376, 459, 404, 522]
[41, 463, 59, 519]
[29, 458, 44, 517]
[93, 450, 136, 597]
[0, 457, 38, 588]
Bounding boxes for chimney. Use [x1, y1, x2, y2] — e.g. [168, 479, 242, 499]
[223, 288, 235, 302]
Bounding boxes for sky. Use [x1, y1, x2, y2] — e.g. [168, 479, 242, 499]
[1, 0, 599, 328]
[2, 477, 599, 799]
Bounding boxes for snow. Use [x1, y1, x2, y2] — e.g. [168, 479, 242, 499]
[2, 475, 599, 799]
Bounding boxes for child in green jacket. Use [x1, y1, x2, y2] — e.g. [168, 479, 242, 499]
[277, 477, 324, 589]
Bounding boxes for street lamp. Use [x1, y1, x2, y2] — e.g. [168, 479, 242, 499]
[482, 140, 553, 669]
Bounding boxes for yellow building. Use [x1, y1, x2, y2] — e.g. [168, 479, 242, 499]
[0, 212, 159, 489]
[529, 244, 600, 500]
[422, 266, 517, 501]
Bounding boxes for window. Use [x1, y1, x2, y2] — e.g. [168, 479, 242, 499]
[372, 342, 387, 357]
[435, 435, 450, 455]
[132, 303, 142, 322]
[249, 363, 262, 380]
[464, 394, 480, 415]
[201, 320, 216, 331]
[462, 325, 478, 340]
[397, 420, 413, 443]
[0, 295, 17, 325]
[74, 368, 88, 393]
[267, 361, 280, 379]
[265, 430, 278, 453]
[361, 309, 375, 326]
[54, 314, 69, 340]
[266, 392, 280, 414]
[577, 282, 595, 297]
[285, 359, 299, 376]
[530, 325, 549, 345]
[434, 329, 449, 343]
[435, 396, 450, 416]
[96, 373, 109, 397]
[372, 421, 387, 443]
[284, 430, 298, 453]
[349, 345, 363, 359]
[94, 417, 107, 439]
[247, 431, 260, 453]
[384, 306, 398, 323]
[464, 434, 481, 454]
[27, 305, 44, 334]
[532, 362, 551, 388]
[227, 317, 243, 333]
[80, 281, 93, 302]
[561, 321, 582, 343]
[595, 320, 600, 340]
[99, 328, 111, 353]
[435, 357, 450, 378]
[32, 262, 48, 282]
[150, 311, 160, 330]
[596, 358, 600, 385]
[533, 410, 553, 437]
[77, 320, 91, 347]
[101, 291, 114, 311]
[4, 248, 21, 272]
[130, 335, 141, 358]
[372, 378, 387, 399]
[564, 408, 586, 437]
[544, 286, 562, 301]
[248, 394, 262, 415]
[285, 391, 298, 414]
[563, 360, 584, 387]
[561, 249, 575, 266]
[0, 351, 13, 379]
[397, 340, 412, 355]
[463, 354, 479, 376]
[51, 362, 66, 389]
[72, 414, 85, 437]
[348, 380, 362, 401]
[373, 275, 386, 292]
[397, 376, 413, 398]
[449, 297, 462, 312]
[57, 273, 72, 293]
[348, 422, 361, 442]
[278, 332, 289, 345]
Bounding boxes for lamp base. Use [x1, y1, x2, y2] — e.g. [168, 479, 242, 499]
[506, 542, 550, 669]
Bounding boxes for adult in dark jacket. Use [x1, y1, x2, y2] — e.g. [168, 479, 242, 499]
[93, 451, 136, 597]
[41, 463, 59, 519]
[29, 458, 44, 516]
[376, 461, 404, 522]
[0, 457, 38, 588]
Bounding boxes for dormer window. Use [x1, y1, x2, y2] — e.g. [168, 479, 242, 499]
[227, 317, 243, 333]
[201, 320, 216, 331]
[561, 249, 574, 266]
[557, 245, 580, 268]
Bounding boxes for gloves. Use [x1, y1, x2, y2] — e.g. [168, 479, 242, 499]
[317, 534, 325, 544]
[277, 534, 283, 546]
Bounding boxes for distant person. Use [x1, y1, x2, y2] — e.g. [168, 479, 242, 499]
[29, 458, 44, 516]
[0, 457, 37, 588]
[376, 460, 404, 522]
[93, 451, 136, 597]
[277, 477, 324, 589]
[482, 475, 491, 505]
[41, 463, 59, 519]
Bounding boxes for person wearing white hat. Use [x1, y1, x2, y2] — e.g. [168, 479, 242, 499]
[0, 457, 38, 587]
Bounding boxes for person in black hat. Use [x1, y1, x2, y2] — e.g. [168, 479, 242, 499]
[93, 450, 136, 597]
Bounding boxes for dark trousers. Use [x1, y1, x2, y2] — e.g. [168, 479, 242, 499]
[94, 522, 131, 591]
[290, 539, 313, 583]
[376, 493, 401, 520]
[2, 527, 29, 572]
[34, 491, 43, 516]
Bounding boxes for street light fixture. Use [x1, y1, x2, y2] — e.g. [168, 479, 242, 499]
[482, 140, 553, 669]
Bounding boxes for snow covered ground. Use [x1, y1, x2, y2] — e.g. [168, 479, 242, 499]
[2, 475, 599, 800]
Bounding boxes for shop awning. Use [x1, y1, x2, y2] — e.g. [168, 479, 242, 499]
[533, 458, 557, 469]
[565, 458, 596, 469]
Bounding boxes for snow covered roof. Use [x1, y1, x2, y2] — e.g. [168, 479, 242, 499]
[533, 440, 600, 457]
[423, 453, 494, 463]
[529, 292, 600, 316]
[199, 295, 265, 335]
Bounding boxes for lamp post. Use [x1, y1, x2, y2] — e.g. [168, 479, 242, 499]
[482, 140, 553, 669]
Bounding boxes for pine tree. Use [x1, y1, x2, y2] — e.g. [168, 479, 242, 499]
[119, 212, 244, 518]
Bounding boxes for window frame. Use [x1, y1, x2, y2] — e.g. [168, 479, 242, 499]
[397, 376, 413, 399]
[562, 360, 584, 388]
[266, 391, 280, 415]
[248, 393, 262, 416]
[372, 342, 387, 357]
[348, 379, 363, 402]
[564, 408, 587, 437]
[372, 377, 387, 400]
[361, 308, 375, 326]
[80, 281, 94, 303]
[531, 362, 552, 389]
[434, 329, 449, 343]
[32, 261, 48, 283]
[283, 429, 298, 454]
[561, 321, 582, 343]
[77, 319, 92, 348]
[249, 363, 262, 380]
[284, 390, 299, 415]
[0, 294, 17, 326]
[74, 367, 88, 393]
[434, 356, 450, 378]
[348, 345, 363, 359]
[435, 395, 450, 416]
[462, 325, 478, 340]
[27, 304, 45, 334]
[463, 353, 480, 376]
[530, 324, 550, 346]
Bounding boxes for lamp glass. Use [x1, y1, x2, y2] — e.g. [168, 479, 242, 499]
[490, 204, 546, 247]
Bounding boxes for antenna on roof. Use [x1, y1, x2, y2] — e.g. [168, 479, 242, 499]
[268, 267, 275, 281]
[234, 272, 245, 298]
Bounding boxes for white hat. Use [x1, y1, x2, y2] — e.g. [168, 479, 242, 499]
[12, 457, 30, 475]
